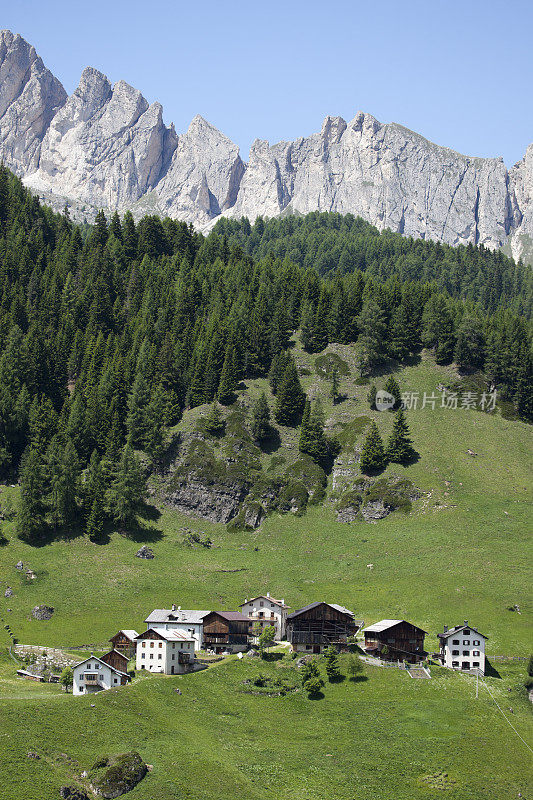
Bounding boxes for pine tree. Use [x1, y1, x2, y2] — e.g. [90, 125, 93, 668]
[299, 400, 328, 463]
[251, 393, 271, 442]
[355, 301, 387, 375]
[217, 344, 238, 405]
[324, 646, 341, 681]
[386, 409, 415, 464]
[144, 386, 167, 464]
[454, 315, 485, 370]
[347, 653, 364, 682]
[86, 495, 105, 541]
[204, 402, 225, 436]
[384, 376, 401, 409]
[360, 421, 387, 474]
[274, 359, 305, 426]
[17, 447, 47, 542]
[367, 384, 377, 409]
[106, 445, 147, 530]
[268, 351, 289, 395]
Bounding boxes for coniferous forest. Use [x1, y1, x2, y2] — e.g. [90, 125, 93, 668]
[0, 164, 532, 544]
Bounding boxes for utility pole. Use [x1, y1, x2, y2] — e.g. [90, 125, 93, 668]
[476, 668, 479, 699]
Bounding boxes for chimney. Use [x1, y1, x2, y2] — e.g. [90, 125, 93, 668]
[178, 606, 181, 611]
[171, 604, 177, 612]
[267, 592, 270, 598]
[464, 619, 468, 626]
[443, 625, 448, 633]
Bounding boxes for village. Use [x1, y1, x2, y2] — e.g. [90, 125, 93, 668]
[17, 593, 487, 696]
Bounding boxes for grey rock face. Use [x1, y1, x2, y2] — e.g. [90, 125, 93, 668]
[135, 545, 154, 559]
[163, 477, 249, 523]
[1, 30, 532, 261]
[4, 587, 13, 598]
[0, 30, 66, 172]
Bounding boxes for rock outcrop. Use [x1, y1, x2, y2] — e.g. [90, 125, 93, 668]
[1, 29, 532, 262]
[31, 604, 54, 620]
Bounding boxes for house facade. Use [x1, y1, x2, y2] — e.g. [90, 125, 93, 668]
[202, 611, 252, 653]
[144, 607, 209, 651]
[437, 622, 487, 674]
[100, 648, 130, 673]
[286, 602, 362, 653]
[72, 655, 129, 696]
[239, 593, 290, 639]
[108, 629, 138, 659]
[135, 628, 196, 674]
[362, 619, 427, 663]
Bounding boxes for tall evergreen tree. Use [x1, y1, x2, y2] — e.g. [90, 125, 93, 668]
[251, 392, 271, 442]
[17, 447, 47, 541]
[106, 445, 147, 530]
[360, 421, 387, 474]
[386, 409, 415, 464]
[274, 359, 306, 426]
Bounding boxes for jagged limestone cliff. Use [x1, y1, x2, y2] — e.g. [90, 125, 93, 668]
[1, 29, 532, 263]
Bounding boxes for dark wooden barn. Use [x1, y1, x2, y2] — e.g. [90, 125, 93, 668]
[108, 629, 138, 659]
[286, 602, 362, 653]
[202, 611, 252, 653]
[363, 619, 427, 663]
[100, 648, 130, 673]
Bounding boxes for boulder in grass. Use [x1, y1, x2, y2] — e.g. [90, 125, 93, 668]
[88, 752, 148, 798]
[5, 587, 13, 598]
[32, 604, 54, 620]
[15, 560, 23, 570]
[59, 787, 90, 800]
[135, 545, 154, 559]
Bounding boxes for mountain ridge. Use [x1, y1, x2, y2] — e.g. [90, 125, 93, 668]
[1, 29, 532, 264]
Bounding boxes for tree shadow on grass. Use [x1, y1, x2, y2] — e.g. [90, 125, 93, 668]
[328, 674, 346, 684]
[349, 675, 369, 683]
[258, 426, 282, 454]
[308, 691, 325, 700]
[261, 652, 285, 662]
[137, 502, 162, 522]
[122, 523, 164, 544]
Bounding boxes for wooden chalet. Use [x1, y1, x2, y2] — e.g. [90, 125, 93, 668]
[286, 602, 362, 654]
[100, 648, 130, 673]
[108, 629, 138, 658]
[202, 611, 252, 653]
[362, 619, 427, 663]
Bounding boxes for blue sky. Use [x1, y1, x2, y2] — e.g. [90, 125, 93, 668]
[3, 0, 532, 166]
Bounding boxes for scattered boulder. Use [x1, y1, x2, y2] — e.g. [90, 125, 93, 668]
[15, 560, 23, 570]
[88, 752, 148, 798]
[27, 751, 40, 759]
[245, 648, 259, 658]
[5, 587, 13, 598]
[135, 546, 154, 559]
[32, 605, 54, 621]
[59, 787, 90, 800]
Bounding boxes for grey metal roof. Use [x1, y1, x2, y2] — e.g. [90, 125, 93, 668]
[110, 629, 138, 641]
[144, 609, 210, 624]
[72, 655, 128, 676]
[363, 619, 428, 634]
[438, 624, 487, 640]
[287, 602, 355, 620]
[135, 627, 195, 641]
[210, 611, 250, 622]
[239, 595, 290, 609]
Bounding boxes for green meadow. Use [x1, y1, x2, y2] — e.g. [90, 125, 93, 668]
[0, 352, 532, 799]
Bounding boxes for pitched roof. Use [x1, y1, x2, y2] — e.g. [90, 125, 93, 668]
[287, 602, 355, 620]
[72, 655, 128, 677]
[101, 649, 129, 663]
[438, 624, 488, 640]
[110, 629, 138, 642]
[363, 619, 428, 634]
[209, 611, 250, 622]
[239, 595, 290, 609]
[135, 627, 196, 642]
[144, 609, 210, 624]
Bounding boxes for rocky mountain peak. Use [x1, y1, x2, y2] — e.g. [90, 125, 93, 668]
[0, 30, 532, 264]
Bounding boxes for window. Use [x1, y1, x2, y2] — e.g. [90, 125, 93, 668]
[141, 665, 145, 670]
[260, 601, 264, 607]
[452, 639, 459, 645]
[159, 642, 162, 648]
[259, 612, 264, 618]
[452, 661, 459, 667]
[114, 678, 118, 683]
[158, 654, 162, 660]
[149, 654, 153, 660]
[142, 642, 146, 648]
[462, 651, 469, 656]
[473, 650, 480, 657]
[141, 652, 145, 659]
[473, 640, 480, 646]
[409, 639, 416, 644]
[306, 645, 311, 650]
[172, 654, 175, 660]
[452, 650, 459, 656]
[87, 664, 92, 669]
[172, 643, 175, 649]
[463, 640, 470, 645]
[387, 638, 394, 643]
[473, 662, 479, 667]
[463, 630, 470, 636]
[187, 643, 191, 649]
[150, 642, 154, 648]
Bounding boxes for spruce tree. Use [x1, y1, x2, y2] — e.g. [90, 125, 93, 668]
[299, 400, 328, 463]
[251, 392, 271, 442]
[386, 409, 415, 464]
[106, 445, 147, 530]
[268, 350, 289, 395]
[330, 366, 340, 405]
[384, 376, 401, 409]
[274, 359, 305, 426]
[17, 447, 47, 542]
[217, 344, 238, 405]
[86, 495, 105, 541]
[360, 421, 387, 474]
[324, 646, 341, 681]
[204, 402, 225, 436]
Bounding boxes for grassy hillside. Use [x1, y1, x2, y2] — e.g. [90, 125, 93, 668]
[0, 348, 531, 800]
